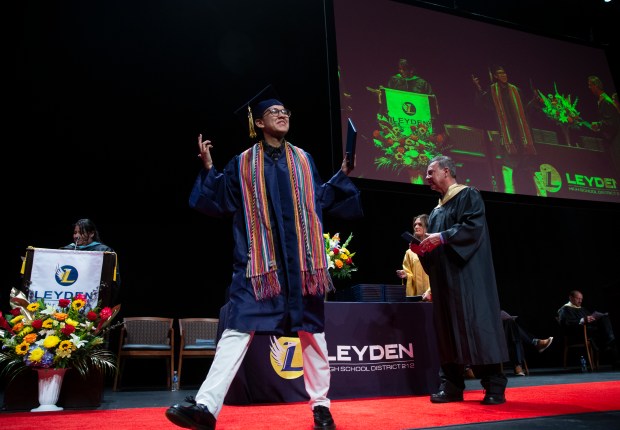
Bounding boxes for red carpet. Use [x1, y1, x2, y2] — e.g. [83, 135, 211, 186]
[1, 381, 619, 429]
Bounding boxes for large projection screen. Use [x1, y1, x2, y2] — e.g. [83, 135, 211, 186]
[331, 0, 620, 203]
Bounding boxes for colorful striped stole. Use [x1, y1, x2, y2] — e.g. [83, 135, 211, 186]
[239, 142, 332, 300]
[490, 82, 536, 155]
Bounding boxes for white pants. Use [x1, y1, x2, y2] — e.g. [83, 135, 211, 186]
[195, 329, 331, 418]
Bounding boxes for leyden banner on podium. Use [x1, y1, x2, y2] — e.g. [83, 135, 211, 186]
[20, 247, 118, 310]
[382, 87, 437, 135]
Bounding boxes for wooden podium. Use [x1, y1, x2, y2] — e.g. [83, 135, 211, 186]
[21, 247, 118, 309]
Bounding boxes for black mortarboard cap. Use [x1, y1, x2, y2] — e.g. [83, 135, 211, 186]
[233, 84, 283, 138]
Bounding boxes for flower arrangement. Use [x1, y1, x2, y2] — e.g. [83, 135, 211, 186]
[372, 113, 449, 182]
[324, 232, 357, 280]
[537, 83, 583, 129]
[0, 290, 120, 380]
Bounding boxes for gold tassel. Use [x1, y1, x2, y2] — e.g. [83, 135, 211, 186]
[113, 253, 118, 281]
[248, 105, 257, 139]
[19, 246, 34, 274]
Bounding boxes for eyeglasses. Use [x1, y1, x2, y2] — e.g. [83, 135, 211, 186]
[263, 108, 292, 118]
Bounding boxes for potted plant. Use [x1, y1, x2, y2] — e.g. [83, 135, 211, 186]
[0, 289, 120, 411]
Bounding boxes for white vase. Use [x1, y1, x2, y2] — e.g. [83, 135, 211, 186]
[31, 368, 67, 412]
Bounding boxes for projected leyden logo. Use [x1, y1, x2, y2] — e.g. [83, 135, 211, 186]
[401, 101, 417, 116]
[269, 336, 304, 379]
[55, 264, 79, 286]
[536, 163, 619, 197]
[536, 164, 563, 194]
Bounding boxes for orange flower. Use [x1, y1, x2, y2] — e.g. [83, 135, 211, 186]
[335, 260, 344, 269]
[54, 312, 68, 321]
[23, 333, 37, 344]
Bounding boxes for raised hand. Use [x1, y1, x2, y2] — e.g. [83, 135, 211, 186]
[197, 134, 213, 170]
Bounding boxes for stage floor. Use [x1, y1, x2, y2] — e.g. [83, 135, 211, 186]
[2, 366, 619, 430]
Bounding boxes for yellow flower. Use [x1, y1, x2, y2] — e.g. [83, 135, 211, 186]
[65, 318, 79, 327]
[72, 300, 86, 311]
[340, 253, 348, 260]
[20, 326, 33, 335]
[58, 340, 74, 352]
[26, 302, 40, 312]
[42, 318, 54, 329]
[10, 315, 24, 324]
[28, 347, 45, 362]
[56, 349, 73, 359]
[16, 342, 30, 355]
[43, 335, 61, 349]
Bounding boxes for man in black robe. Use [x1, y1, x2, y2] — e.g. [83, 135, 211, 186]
[412, 155, 509, 405]
[557, 289, 619, 367]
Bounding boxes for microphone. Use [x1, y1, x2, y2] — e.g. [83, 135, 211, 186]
[74, 235, 81, 250]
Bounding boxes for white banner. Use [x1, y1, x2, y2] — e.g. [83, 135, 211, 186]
[28, 248, 103, 310]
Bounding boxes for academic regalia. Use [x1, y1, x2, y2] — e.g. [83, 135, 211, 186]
[61, 241, 114, 252]
[420, 186, 508, 365]
[189, 143, 362, 335]
[558, 304, 617, 350]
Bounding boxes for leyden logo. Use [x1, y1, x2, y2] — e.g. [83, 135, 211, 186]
[535, 163, 618, 197]
[269, 336, 304, 379]
[401, 102, 417, 116]
[55, 264, 79, 286]
[536, 164, 563, 194]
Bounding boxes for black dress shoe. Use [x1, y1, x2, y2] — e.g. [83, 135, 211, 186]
[165, 396, 216, 430]
[430, 390, 464, 403]
[313, 405, 336, 430]
[481, 394, 506, 405]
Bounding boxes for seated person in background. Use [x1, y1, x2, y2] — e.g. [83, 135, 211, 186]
[396, 214, 431, 301]
[501, 310, 553, 376]
[61, 218, 120, 305]
[557, 290, 619, 368]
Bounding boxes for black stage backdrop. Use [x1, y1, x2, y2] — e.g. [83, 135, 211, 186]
[3, 0, 620, 373]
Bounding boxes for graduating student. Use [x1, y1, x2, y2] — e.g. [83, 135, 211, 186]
[165, 86, 363, 430]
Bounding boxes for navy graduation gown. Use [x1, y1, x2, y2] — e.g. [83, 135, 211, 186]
[189, 146, 362, 335]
